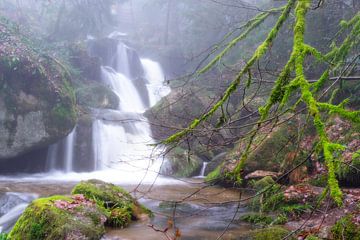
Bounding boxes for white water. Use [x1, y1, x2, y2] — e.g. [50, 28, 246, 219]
[0, 204, 28, 233]
[101, 66, 145, 113]
[3, 40, 175, 185]
[195, 162, 209, 178]
[141, 59, 171, 107]
[0, 193, 38, 233]
[64, 127, 76, 173]
[45, 127, 76, 173]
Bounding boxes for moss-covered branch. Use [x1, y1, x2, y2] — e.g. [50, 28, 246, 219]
[162, 0, 296, 144]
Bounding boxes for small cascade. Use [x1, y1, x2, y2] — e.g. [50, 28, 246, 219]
[101, 66, 145, 113]
[45, 144, 58, 171]
[195, 162, 209, 178]
[141, 59, 171, 107]
[116, 43, 131, 78]
[45, 127, 76, 173]
[64, 127, 77, 173]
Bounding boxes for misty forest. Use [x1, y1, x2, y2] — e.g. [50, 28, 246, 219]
[0, 0, 359, 239]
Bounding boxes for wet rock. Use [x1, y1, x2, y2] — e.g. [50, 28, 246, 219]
[160, 147, 203, 177]
[9, 195, 107, 240]
[71, 179, 152, 227]
[244, 170, 280, 181]
[0, 23, 76, 160]
[205, 152, 227, 176]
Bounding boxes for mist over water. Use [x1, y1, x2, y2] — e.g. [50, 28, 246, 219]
[11, 38, 174, 185]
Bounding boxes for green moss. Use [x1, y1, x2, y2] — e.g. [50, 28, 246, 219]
[0, 233, 8, 240]
[72, 180, 133, 208]
[72, 180, 151, 228]
[9, 195, 105, 240]
[205, 165, 222, 182]
[50, 103, 76, 128]
[251, 226, 292, 240]
[107, 207, 131, 228]
[250, 177, 285, 213]
[331, 215, 360, 240]
[241, 213, 273, 226]
[166, 147, 203, 177]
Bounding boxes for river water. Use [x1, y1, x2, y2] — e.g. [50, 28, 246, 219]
[0, 179, 253, 240]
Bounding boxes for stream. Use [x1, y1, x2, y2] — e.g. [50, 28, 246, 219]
[0, 179, 253, 240]
[0, 36, 254, 239]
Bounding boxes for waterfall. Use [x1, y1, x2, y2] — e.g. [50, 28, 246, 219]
[45, 127, 76, 173]
[40, 38, 172, 184]
[101, 66, 145, 112]
[141, 59, 171, 107]
[195, 162, 209, 178]
[90, 43, 169, 181]
[64, 127, 76, 173]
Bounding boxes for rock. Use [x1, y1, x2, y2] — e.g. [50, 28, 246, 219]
[9, 180, 152, 239]
[71, 180, 152, 226]
[88, 38, 149, 107]
[160, 147, 203, 177]
[0, 192, 37, 217]
[0, 23, 77, 159]
[204, 152, 227, 176]
[244, 170, 280, 180]
[9, 195, 107, 240]
[76, 82, 119, 110]
[283, 184, 322, 204]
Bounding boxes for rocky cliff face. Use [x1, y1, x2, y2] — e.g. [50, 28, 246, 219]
[0, 23, 77, 159]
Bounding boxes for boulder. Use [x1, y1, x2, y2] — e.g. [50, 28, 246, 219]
[0, 22, 77, 159]
[160, 147, 203, 177]
[71, 180, 152, 225]
[9, 180, 152, 239]
[9, 195, 106, 240]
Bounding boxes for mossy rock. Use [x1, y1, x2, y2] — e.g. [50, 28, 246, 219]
[71, 179, 152, 227]
[247, 226, 294, 240]
[0, 19, 77, 159]
[161, 147, 203, 177]
[9, 195, 106, 240]
[75, 81, 119, 110]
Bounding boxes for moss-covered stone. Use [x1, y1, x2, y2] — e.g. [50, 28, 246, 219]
[0, 19, 77, 159]
[76, 83, 119, 110]
[249, 226, 292, 240]
[161, 147, 203, 177]
[9, 195, 106, 240]
[71, 179, 151, 227]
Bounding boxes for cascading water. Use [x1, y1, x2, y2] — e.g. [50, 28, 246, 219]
[45, 127, 77, 173]
[37, 39, 173, 185]
[141, 59, 171, 107]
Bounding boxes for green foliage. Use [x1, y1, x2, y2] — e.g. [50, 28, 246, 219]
[250, 177, 285, 213]
[251, 226, 291, 240]
[280, 204, 311, 218]
[107, 207, 132, 228]
[162, 0, 360, 207]
[0, 233, 8, 240]
[162, 0, 296, 145]
[331, 215, 360, 240]
[241, 213, 273, 226]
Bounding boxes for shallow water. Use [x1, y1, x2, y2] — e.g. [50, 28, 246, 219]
[0, 178, 253, 239]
